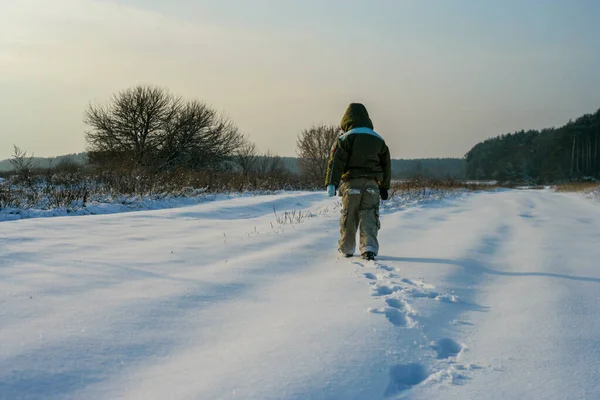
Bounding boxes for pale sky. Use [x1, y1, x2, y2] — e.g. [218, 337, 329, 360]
[1, 0, 599, 160]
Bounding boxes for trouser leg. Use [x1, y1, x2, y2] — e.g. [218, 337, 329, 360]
[359, 180, 381, 255]
[338, 181, 361, 255]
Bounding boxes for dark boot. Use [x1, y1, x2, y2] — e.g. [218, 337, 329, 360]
[339, 250, 354, 258]
[362, 251, 376, 261]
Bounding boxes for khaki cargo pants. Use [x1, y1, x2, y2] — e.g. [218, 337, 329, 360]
[338, 178, 381, 256]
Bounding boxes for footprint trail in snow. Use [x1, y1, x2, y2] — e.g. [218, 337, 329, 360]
[352, 257, 474, 394]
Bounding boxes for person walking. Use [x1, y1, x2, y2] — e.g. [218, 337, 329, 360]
[325, 103, 392, 261]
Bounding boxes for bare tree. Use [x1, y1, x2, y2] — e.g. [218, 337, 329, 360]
[296, 124, 342, 182]
[85, 86, 179, 166]
[9, 145, 36, 186]
[190, 113, 244, 170]
[255, 151, 288, 177]
[85, 85, 243, 171]
[235, 138, 259, 177]
[158, 101, 243, 171]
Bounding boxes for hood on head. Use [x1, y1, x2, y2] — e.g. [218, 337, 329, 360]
[340, 103, 373, 132]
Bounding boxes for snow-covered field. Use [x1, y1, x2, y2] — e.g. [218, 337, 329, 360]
[1, 189, 600, 399]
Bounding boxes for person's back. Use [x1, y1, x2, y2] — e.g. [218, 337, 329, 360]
[325, 103, 391, 260]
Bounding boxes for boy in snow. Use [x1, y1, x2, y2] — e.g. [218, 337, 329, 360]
[325, 103, 392, 261]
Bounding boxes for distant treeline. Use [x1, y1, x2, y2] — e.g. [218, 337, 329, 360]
[0, 153, 466, 179]
[466, 108, 600, 184]
[391, 159, 466, 180]
[0, 152, 88, 172]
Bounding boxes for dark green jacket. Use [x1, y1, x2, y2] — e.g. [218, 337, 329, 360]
[325, 103, 392, 190]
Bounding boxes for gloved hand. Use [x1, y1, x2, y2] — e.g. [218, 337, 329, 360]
[380, 188, 389, 200]
[327, 184, 336, 197]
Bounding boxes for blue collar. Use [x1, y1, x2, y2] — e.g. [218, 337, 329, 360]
[341, 127, 384, 141]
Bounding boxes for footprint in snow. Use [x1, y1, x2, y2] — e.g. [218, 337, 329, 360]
[372, 284, 400, 296]
[369, 307, 408, 327]
[363, 272, 378, 280]
[377, 264, 394, 272]
[370, 297, 416, 327]
[386, 297, 417, 316]
[384, 363, 429, 397]
[432, 338, 463, 359]
[385, 297, 405, 309]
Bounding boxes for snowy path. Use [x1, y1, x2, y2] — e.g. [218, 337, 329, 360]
[1, 190, 600, 399]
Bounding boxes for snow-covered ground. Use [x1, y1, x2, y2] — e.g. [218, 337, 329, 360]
[1, 189, 600, 399]
[0, 186, 459, 222]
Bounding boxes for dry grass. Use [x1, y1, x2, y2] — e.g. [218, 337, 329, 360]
[391, 179, 499, 194]
[553, 182, 600, 193]
[0, 166, 320, 212]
